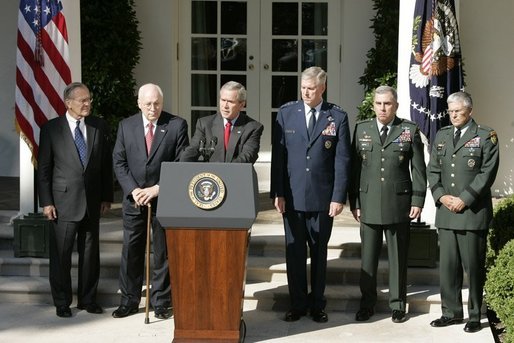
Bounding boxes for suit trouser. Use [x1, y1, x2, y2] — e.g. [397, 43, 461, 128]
[359, 222, 410, 311]
[438, 228, 487, 321]
[49, 215, 100, 307]
[283, 210, 333, 311]
[118, 207, 171, 308]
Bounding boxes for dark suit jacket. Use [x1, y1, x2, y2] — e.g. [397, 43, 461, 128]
[349, 117, 426, 225]
[180, 112, 263, 163]
[113, 111, 189, 214]
[38, 115, 114, 222]
[428, 119, 500, 230]
[270, 101, 351, 212]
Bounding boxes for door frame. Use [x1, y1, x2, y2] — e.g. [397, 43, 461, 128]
[172, 0, 343, 158]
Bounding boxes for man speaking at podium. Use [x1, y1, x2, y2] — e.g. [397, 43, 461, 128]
[180, 81, 263, 163]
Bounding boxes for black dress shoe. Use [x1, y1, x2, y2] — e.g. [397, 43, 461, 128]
[355, 308, 374, 321]
[56, 306, 72, 318]
[311, 309, 328, 323]
[154, 306, 172, 319]
[284, 309, 307, 322]
[392, 310, 406, 323]
[77, 303, 103, 314]
[112, 305, 139, 318]
[464, 321, 482, 333]
[430, 316, 463, 327]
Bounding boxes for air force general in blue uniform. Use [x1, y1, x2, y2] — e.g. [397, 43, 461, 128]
[271, 67, 351, 323]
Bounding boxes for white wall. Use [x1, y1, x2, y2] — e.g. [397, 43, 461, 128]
[460, 0, 514, 195]
[341, 0, 375, 130]
[0, 0, 20, 176]
[133, 0, 176, 114]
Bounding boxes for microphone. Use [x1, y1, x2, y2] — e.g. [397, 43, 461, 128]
[203, 136, 217, 162]
[199, 138, 206, 153]
[209, 136, 218, 149]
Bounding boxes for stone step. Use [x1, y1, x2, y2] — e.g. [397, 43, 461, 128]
[246, 255, 442, 286]
[0, 230, 442, 287]
[0, 205, 447, 312]
[244, 281, 451, 314]
[0, 250, 121, 279]
[0, 275, 121, 306]
[0, 275, 463, 315]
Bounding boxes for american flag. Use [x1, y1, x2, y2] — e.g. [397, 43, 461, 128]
[15, 0, 71, 163]
[408, 0, 464, 146]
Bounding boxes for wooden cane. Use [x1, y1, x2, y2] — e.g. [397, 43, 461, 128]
[144, 203, 152, 324]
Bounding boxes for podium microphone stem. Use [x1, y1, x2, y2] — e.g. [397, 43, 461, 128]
[144, 203, 152, 324]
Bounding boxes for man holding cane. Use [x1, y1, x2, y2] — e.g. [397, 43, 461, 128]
[112, 83, 189, 319]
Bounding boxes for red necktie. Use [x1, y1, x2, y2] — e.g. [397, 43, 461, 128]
[224, 121, 232, 151]
[145, 122, 154, 155]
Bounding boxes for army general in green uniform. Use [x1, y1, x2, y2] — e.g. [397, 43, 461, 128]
[428, 91, 499, 333]
[349, 86, 426, 323]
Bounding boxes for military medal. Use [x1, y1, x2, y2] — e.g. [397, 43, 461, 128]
[464, 137, 480, 148]
[325, 141, 332, 149]
[468, 159, 476, 168]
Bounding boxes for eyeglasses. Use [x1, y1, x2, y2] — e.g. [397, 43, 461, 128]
[73, 98, 93, 105]
[142, 102, 161, 109]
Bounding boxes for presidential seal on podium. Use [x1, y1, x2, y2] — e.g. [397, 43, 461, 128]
[188, 172, 226, 210]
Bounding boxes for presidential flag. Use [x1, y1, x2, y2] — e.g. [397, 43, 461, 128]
[15, 0, 72, 163]
[409, 0, 464, 146]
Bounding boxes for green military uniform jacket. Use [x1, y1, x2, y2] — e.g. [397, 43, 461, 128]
[349, 117, 426, 224]
[427, 119, 500, 230]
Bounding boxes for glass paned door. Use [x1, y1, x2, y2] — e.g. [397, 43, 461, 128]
[178, 0, 340, 154]
[186, 1, 256, 131]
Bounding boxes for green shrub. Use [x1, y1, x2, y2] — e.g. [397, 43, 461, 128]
[486, 195, 514, 269]
[81, 0, 142, 141]
[485, 239, 514, 343]
[357, 0, 399, 120]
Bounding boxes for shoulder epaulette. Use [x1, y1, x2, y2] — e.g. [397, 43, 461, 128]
[280, 100, 299, 109]
[356, 118, 374, 124]
[399, 118, 416, 125]
[477, 124, 493, 133]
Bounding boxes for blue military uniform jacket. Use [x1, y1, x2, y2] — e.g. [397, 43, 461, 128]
[428, 119, 500, 230]
[349, 117, 426, 225]
[270, 100, 351, 212]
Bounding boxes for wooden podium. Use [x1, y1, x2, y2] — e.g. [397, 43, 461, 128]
[157, 162, 258, 342]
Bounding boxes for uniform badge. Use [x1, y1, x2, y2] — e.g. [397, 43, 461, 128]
[325, 141, 332, 149]
[490, 131, 498, 145]
[399, 155, 404, 162]
[467, 159, 476, 168]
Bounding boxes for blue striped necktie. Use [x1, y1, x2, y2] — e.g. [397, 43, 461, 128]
[74, 120, 87, 167]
